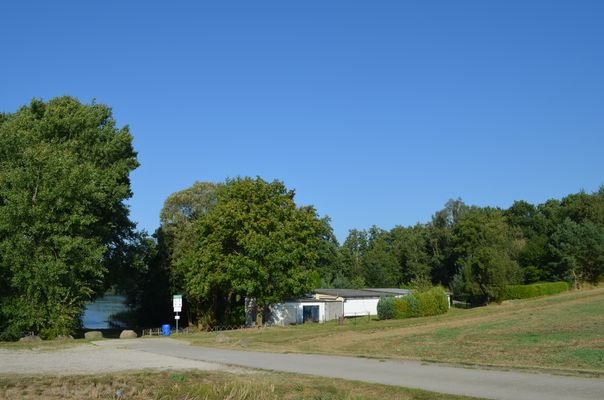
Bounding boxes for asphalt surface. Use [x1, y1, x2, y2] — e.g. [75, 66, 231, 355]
[126, 338, 604, 400]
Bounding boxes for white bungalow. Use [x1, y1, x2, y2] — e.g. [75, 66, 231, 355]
[268, 288, 412, 325]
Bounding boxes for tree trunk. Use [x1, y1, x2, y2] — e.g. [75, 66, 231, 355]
[571, 269, 580, 290]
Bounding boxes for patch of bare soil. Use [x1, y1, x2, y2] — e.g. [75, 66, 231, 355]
[0, 339, 228, 376]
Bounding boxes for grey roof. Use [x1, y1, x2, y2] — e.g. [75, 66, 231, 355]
[364, 288, 412, 296]
[314, 288, 408, 298]
[279, 298, 331, 304]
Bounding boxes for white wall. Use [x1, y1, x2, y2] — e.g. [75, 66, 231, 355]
[344, 298, 380, 317]
[272, 297, 387, 324]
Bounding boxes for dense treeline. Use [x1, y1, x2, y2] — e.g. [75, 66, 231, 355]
[141, 183, 603, 328]
[329, 191, 604, 305]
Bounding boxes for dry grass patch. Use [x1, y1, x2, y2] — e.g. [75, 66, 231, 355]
[0, 338, 88, 351]
[0, 370, 482, 400]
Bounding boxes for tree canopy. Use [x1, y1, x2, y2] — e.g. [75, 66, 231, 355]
[0, 97, 138, 339]
[331, 189, 603, 305]
[450, 207, 522, 304]
[173, 177, 331, 325]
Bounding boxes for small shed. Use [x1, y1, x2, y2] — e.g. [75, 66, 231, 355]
[269, 298, 342, 325]
[269, 288, 412, 325]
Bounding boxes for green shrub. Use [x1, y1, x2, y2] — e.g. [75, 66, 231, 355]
[401, 295, 418, 317]
[377, 296, 396, 320]
[414, 291, 433, 317]
[393, 297, 412, 319]
[413, 287, 449, 317]
[378, 287, 449, 320]
[503, 281, 569, 300]
[430, 287, 450, 315]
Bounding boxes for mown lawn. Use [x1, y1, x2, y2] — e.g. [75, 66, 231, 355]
[184, 287, 604, 374]
[0, 370, 483, 400]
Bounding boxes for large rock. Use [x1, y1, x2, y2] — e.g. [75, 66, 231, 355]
[119, 330, 138, 339]
[84, 331, 103, 340]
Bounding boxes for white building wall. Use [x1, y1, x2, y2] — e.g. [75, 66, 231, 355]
[271, 297, 395, 324]
[325, 301, 344, 321]
[344, 298, 380, 317]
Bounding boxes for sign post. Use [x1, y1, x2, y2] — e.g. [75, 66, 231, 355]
[173, 294, 182, 334]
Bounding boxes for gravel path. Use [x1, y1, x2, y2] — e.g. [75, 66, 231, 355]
[0, 339, 226, 375]
[3, 338, 604, 400]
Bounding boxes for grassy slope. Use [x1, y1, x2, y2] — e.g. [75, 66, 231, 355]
[185, 287, 604, 374]
[0, 370, 483, 400]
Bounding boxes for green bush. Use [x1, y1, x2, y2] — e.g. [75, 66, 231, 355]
[377, 296, 396, 320]
[414, 291, 434, 317]
[413, 287, 449, 317]
[503, 281, 569, 300]
[378, 287, 449, 320]
[430, 287, 450, 315]
[393, 297, 412, 319]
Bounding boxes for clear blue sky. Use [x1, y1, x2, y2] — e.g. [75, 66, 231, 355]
[2, 1, 603, 242]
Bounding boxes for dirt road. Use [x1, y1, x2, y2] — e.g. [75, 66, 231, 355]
[2, 338, 604, 400]
[0, 339, 226, 375]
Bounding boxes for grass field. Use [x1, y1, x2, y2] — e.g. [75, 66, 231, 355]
[0, 370, 483, 400]
[185, 287, 604, 374]
[1, 289, 601, 400]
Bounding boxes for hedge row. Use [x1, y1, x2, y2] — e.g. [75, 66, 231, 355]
[503, 281, 569, 300]
[377, 287, 449, 320]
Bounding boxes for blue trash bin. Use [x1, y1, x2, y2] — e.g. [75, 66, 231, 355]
[161, 324, 171, 336]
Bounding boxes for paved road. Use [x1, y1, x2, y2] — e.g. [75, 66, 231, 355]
[126, 338, 604, 400]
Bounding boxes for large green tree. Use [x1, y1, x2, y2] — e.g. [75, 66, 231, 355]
[451, 207, 522, 304]
[99, 182, 221, 329]
[174, 177, 330, 325]
[427, 199, 469, 285]
[339, 229, 370, 288]
[391, 224, 431, 286]
[152, 181, 220, 325]
[0, 97, 138, 339]
[362, 227, 400, 287]
[505, 200, 551, 283]
[549, 219, 604, 288]
[160, 182, 219, 290]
